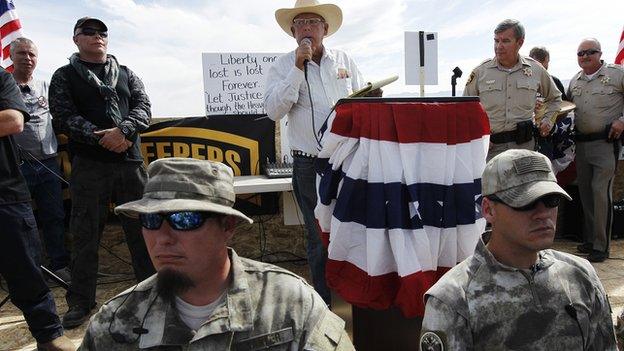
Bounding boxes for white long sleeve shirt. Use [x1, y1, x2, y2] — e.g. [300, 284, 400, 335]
[264, 47, 363, 155]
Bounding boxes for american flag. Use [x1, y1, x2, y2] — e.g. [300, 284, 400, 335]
[0, 0, 23, 72]
[315, 99, 490, 317]
[616, 26, 624, 65]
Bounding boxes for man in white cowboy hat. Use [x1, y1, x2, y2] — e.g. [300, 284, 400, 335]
[79, 157, 354, 350]
[264, 0, 364, 306]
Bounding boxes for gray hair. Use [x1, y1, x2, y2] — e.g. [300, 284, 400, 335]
[529, 47, 549, 62]
[9, 37, 36, 56]
[494, 19, 525, 40]
[580, 37, 601, 51]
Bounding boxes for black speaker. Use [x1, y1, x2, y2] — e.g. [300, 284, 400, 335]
[612, 200, 624, 239]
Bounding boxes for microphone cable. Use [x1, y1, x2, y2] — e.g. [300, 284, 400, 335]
[302, 59, 323, 151]
[565, 303, 585, 350]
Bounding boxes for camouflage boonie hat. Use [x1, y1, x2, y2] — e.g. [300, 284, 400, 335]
[482, 149, 571, 207]
[115, 158, 253, 224]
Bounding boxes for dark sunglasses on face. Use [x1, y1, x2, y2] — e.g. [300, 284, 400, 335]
[488, 193, 561, 212]
[292, 18, 325, 27]
[78, 28, 108, 38]
[577, 49, 600, 57]
[139, 211, 218, 231]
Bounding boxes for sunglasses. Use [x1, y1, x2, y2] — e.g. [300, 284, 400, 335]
[292, 18, 325, 27]
[576, 49, 600, 57]
[77, 28, 108, 38]
[139, 211, 218, 231]
[488, 193, 561, 212]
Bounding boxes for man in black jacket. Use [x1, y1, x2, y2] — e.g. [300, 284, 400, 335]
[49, 17, 155, 329]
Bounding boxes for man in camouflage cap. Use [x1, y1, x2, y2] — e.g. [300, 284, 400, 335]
[420, 149, 616, 350]
[79, 157, 354, 350]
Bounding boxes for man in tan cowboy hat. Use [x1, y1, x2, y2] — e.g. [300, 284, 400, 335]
[265, 0, 364, 306]
[420, 149, 616, 350]
[79, 158, 354, 350]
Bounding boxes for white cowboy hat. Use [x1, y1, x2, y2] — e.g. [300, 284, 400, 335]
[275, 0, 343, 37]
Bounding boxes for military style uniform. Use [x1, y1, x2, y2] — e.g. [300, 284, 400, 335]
[420, 239, 617, 350]
[568, 62, 624, 254]
[464, 56, 562, 160]
[80, 249, 354, 350]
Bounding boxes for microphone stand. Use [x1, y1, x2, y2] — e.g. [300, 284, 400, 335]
[451, 66, 463, 97]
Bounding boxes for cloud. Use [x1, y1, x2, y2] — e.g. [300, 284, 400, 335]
[16, 0, 624, 115]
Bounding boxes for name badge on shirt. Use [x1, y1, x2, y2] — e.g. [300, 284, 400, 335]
[337, 68, 350, 79]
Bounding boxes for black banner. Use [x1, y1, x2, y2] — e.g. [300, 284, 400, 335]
[57, 114, 279, 216]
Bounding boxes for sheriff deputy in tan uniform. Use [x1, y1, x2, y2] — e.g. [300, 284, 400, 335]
[464, 19, 562, 160]
[568, 38, 624, 263]
[79, 158, 354, 350]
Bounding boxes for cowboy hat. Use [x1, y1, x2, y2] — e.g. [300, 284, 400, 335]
[275, 0, 343, 37]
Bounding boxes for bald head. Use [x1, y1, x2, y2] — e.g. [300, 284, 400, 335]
[577, 38, 602, 75]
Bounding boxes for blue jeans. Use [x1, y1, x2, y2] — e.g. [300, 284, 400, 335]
[0, 202, 64, 343]
[292, 155, 331, 304]
[20, 157, 70, 270]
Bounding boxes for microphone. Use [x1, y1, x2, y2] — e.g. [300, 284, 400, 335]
[301, 38, 312, 79]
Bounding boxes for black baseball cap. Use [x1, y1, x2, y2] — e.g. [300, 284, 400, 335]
[73, 17, 108, 33]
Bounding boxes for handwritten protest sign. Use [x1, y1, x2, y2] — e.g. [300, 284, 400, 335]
[202, 52, 282, 115]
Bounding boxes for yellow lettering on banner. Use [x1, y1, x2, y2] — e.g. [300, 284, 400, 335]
[191, 144, 205, 159]
[172, 142, 190, 157]
[156, 142, 171, 158]
[141, 142, 155, 167]
[207, 146, 223, 162]
[225, 150, 242, 175]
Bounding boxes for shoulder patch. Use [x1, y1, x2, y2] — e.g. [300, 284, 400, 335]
[466, 71, 476, 85]
[420, 331, 446, 351]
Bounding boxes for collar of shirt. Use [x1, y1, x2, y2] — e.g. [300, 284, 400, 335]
[474, 237, 555, 273]
[137, 248, 254, 348]
[488, 55, 530, 73]
[579, 61, 607, 81]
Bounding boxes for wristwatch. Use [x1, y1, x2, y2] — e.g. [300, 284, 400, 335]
[119, 124, 132, 138]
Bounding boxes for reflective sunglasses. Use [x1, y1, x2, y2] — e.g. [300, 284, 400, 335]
[77, 28, 108, 38]
[139, 211, 218, 231]
[576, 49, 600, 57]
[487, 193, 561, 212]
[292, 18, 325, 27]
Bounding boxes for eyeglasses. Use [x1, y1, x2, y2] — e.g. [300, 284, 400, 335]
[77, 28, 108, 38]
[487, 194, 561, 212]
[577, 49, 600, 57]
[292, 18, 325, 27]
[139, 211, 218, 231]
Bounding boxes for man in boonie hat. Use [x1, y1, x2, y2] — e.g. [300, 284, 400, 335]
[420, 149, 616, 350]
[79, 158, 354, 350]
[265, 0, 365, 306]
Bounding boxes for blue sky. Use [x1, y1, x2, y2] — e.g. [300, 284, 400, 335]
[17, 0, 624, 117]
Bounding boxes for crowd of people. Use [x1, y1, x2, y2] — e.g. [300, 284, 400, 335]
[0, 0, 623, 349]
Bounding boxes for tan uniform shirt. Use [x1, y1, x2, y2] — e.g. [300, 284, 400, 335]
[464, 56, 562, 134]
[79, 249, 354, 350]
[569, 62, 624, 134]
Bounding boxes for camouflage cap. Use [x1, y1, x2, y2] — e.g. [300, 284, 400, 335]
[115, 158, 253, 224]
[482, 149, 571, 207]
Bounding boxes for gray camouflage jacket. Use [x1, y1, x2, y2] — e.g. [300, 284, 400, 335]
[421, 239, 617, 350]
[79, 249, 354, 350]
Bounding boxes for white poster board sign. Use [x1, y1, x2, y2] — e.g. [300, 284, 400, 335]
[404, 31, 438, 85]
[202, 52, 282, 115]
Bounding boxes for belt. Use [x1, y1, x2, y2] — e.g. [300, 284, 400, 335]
[490, 130, 517, 144]
[291, 150, 317, 158]
[575, 131, 609, 142]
